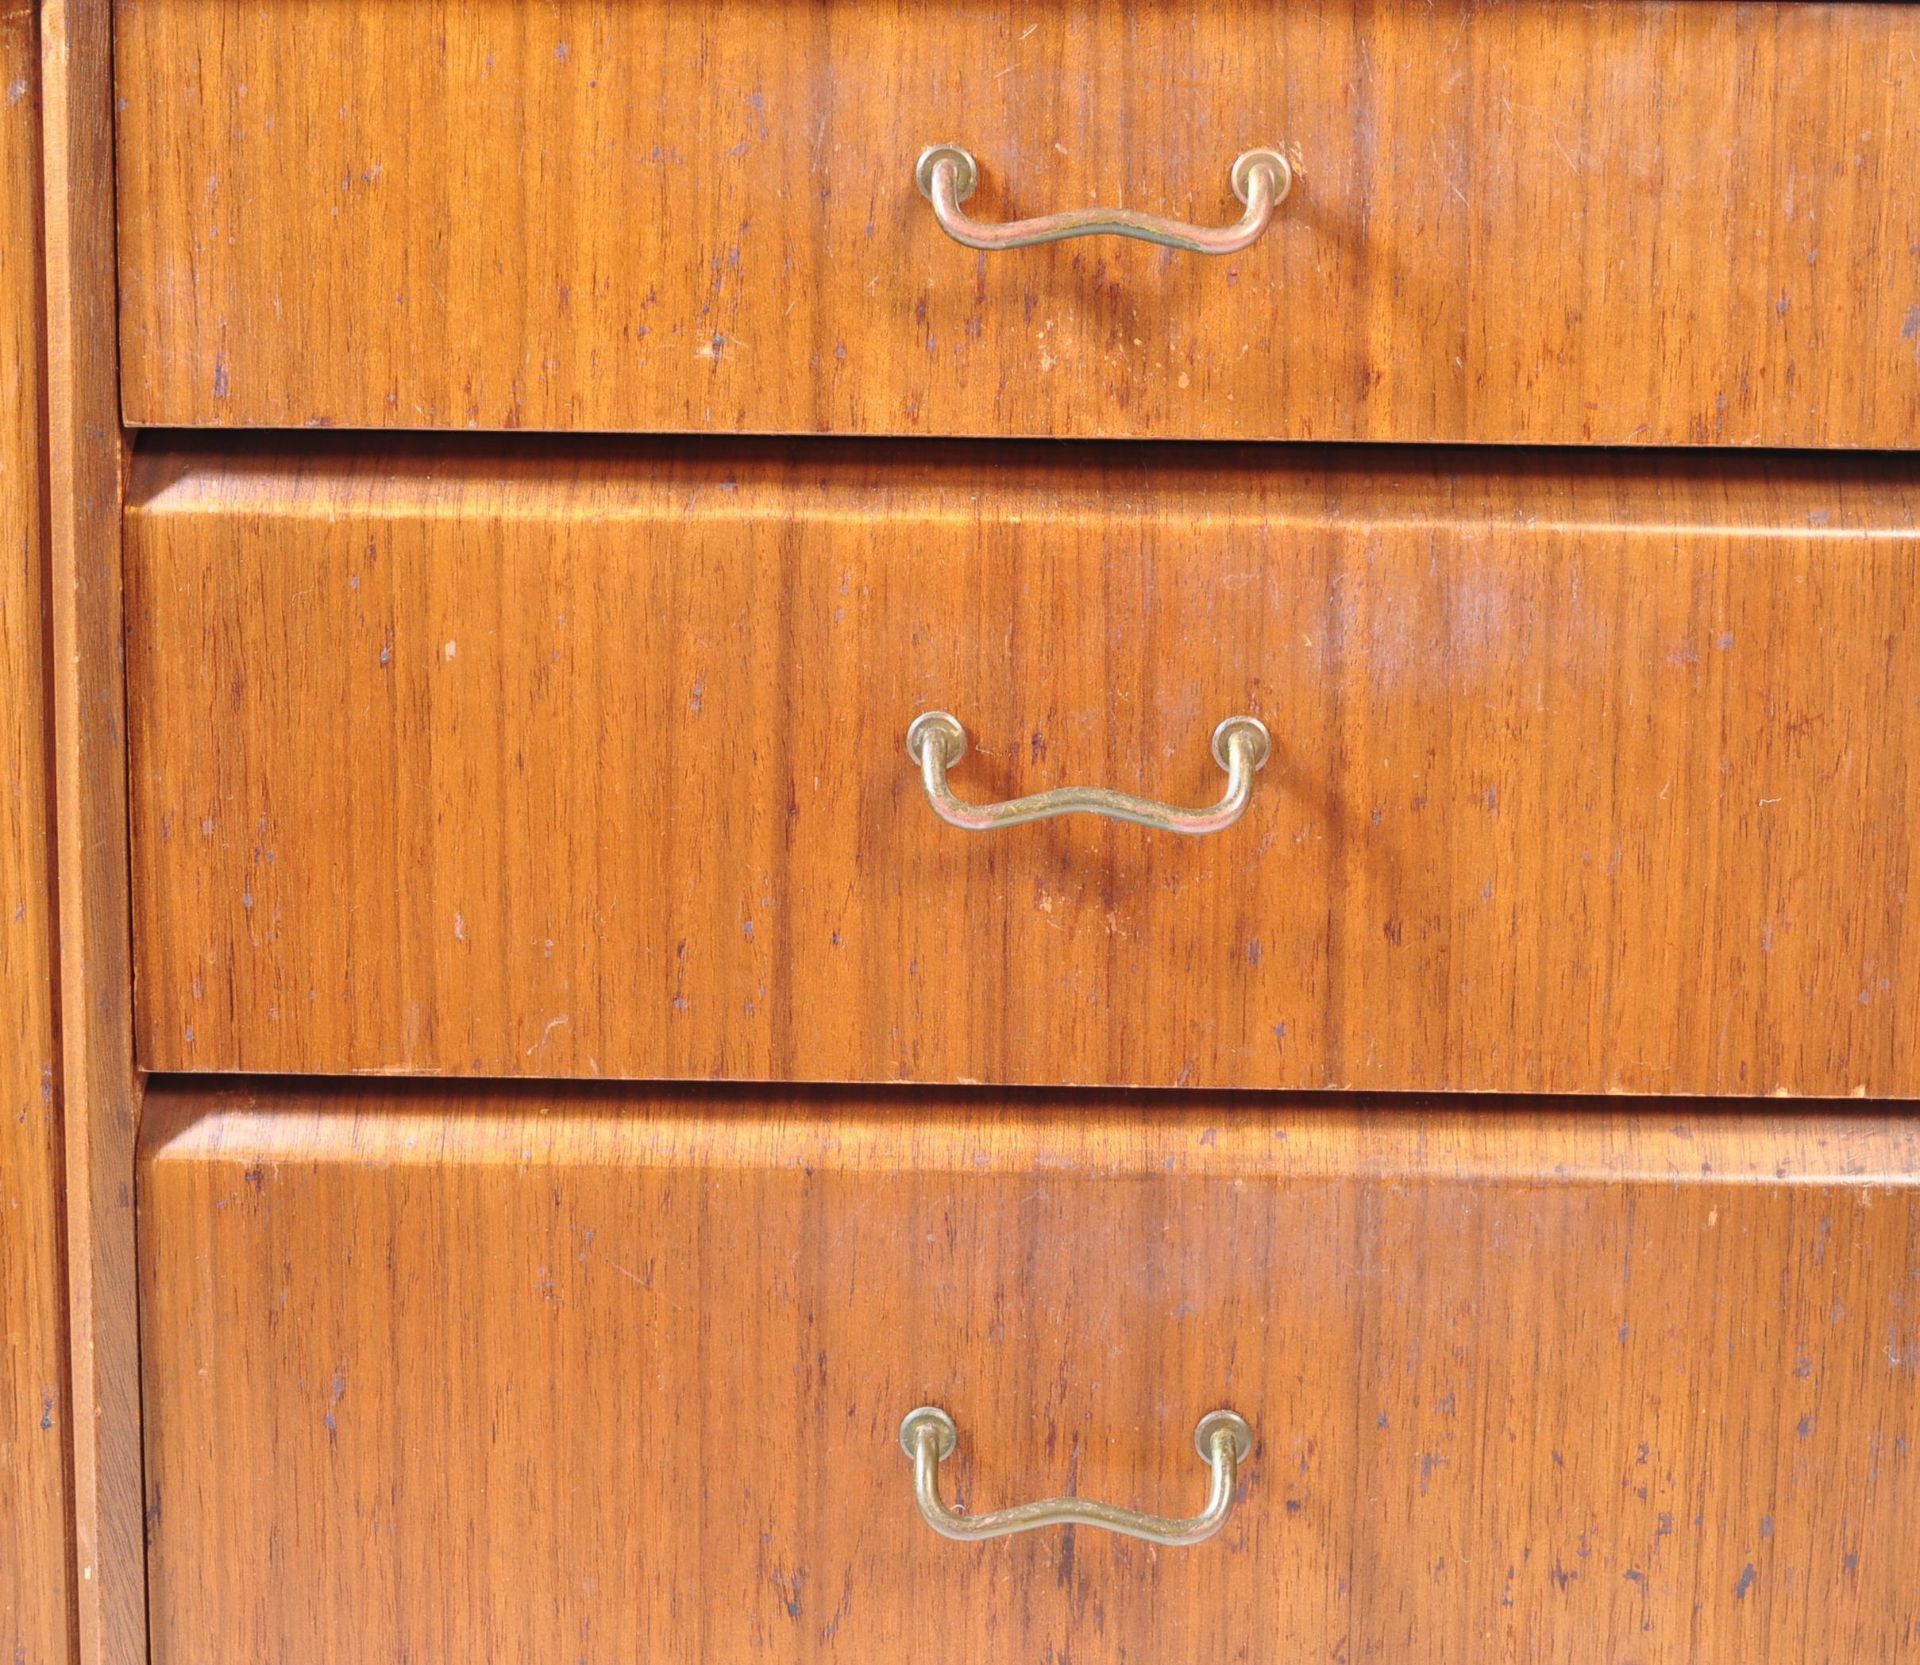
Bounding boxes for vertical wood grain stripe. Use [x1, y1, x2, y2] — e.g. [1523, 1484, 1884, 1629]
[41, 0, 143, 1660]
[1, 4, 76, 1659]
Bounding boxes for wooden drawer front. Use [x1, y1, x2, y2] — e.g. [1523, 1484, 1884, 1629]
[126, 445, 1920, 1095]
[139, 1088, 1920, 1665]
[114, 0, 1920, 445]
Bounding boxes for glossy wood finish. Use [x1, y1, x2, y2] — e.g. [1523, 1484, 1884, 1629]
[44, 0, 146, 1654]
[113, 0, 1920, 446]
[126, 443, 1920, 1096]
[1, 7, 74, 1660]
[139, 1085, 1920, 1665]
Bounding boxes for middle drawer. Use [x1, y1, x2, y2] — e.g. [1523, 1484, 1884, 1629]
[126, 442, 1920, 1095]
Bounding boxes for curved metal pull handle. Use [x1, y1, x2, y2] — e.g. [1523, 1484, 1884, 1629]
[905, 712, 1271, 836]
[915, 145, 1291, 253]
[899, 1407, 1254, 1546]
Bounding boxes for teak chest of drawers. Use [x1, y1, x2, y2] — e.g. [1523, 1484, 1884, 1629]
[6, 4, 1920, 1665]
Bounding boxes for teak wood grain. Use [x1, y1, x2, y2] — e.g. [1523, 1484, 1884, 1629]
[138, 1085, 1920, 1665]
[126, 443, 1920, 1096]
[43, 0, 147, 1655]
[113, 0, 1920, 445]
[1, 5, 74, 1659]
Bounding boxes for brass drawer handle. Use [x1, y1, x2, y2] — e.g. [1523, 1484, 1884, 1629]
[915, 145, 1291, 253]
[905, 712, 1271, 835]
[899, 1407, 1254, 1545]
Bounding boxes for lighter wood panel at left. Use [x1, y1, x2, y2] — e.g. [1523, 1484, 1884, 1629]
[0, 5, 75, 1660]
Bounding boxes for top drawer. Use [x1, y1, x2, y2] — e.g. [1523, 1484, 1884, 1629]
[115, 0, 1920, 444]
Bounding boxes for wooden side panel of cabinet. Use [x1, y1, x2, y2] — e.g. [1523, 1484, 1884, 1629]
[139, 1086, 1920, 1665]
[125, 444, 1920, 1096]
[112, 0, 1920, 446]
[44, 0, 146, 1653]
[0, 5, 75, 1659]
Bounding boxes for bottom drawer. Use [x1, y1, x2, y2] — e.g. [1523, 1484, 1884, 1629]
[139, 1088, 1920, 1663]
